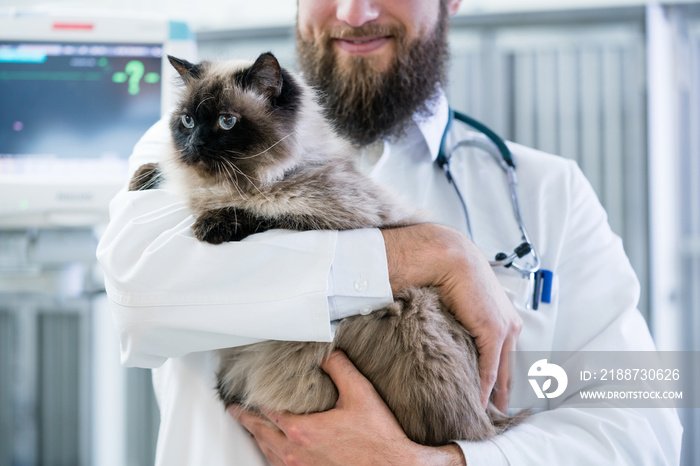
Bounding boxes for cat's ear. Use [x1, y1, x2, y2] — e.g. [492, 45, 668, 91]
[245, 52, 283, 100]
[168, 55, 201, 83]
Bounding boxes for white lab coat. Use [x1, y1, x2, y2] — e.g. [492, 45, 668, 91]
[96, 94, 682, 465]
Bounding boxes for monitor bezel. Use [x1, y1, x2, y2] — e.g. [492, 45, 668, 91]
[0, 9, 196, 228]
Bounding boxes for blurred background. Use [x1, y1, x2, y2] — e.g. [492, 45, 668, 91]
[0, 0, 698, 465]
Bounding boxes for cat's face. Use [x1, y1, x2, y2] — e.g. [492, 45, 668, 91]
[168, 53, 302, 188]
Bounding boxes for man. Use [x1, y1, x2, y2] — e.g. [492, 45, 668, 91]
[97, 0, 682, 464]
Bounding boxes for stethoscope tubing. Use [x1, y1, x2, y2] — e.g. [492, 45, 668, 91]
[437, 108, 541, 276]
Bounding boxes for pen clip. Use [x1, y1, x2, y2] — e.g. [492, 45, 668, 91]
[532, 271, 542, 311]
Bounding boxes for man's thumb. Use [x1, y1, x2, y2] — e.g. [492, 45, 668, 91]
[320, 350, 370, 403]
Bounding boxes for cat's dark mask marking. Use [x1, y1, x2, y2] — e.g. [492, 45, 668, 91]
[166, 52, 302, 185]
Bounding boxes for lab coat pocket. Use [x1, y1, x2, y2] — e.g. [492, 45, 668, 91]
[493, 268, 534, 312]
[493, 268, 559, 350]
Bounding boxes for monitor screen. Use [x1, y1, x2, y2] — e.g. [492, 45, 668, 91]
[0, 41, 163, 180]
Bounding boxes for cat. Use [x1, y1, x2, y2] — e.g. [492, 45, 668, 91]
[129, 52, 525, 446]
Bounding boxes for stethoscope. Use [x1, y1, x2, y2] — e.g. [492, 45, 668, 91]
[435, 108, 551, 310]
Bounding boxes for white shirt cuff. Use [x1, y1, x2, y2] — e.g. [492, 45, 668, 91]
[454, 438, 511, 466]
[327, 228, 394, 321]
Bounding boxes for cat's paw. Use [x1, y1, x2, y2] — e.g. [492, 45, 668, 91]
[192, 216, 235, 244]
[192, 208, 258, 244]
[129, 163, 161, 191]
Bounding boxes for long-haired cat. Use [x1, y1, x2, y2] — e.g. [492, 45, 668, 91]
[129, 52, 525, 446]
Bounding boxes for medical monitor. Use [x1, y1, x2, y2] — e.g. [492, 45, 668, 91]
[0, 9, 197, 227]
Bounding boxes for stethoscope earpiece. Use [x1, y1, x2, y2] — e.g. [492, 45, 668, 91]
[515, 242, 532, 257]
[491, 242, 532, 268]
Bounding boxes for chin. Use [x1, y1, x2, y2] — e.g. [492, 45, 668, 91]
[335, 49, 394, 74]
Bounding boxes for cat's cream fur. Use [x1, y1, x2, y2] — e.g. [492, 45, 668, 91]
[130, 52, 525, 446]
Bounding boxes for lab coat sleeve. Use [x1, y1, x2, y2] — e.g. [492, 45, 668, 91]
[456, 161, 682, 465]
[96, 120, 393, 368]
[329, 228, 394, 320]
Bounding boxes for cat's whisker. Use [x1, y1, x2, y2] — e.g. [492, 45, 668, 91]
[231, 164, 273, 203]
[220, 157, 272, 203]
[232, 132, 296, 160]
[218, 159, 249, 201]
[216, 163, 236, 198]
[218, 161, 237, 193]
[214, 164, 235, 199]
[196, 94, 216, 113]
[144, 176, 163, 190]
[131, 169, 164, 190]
[229, 170, 247, 201]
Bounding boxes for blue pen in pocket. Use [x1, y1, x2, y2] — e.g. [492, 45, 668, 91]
[532, 270, 553, 310]
[540, 270, 553, 304]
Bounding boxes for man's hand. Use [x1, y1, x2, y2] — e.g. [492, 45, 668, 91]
[231, 351, 465, 466]
[382, 223, 522, 412]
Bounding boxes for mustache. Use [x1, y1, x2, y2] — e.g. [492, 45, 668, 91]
[324, 23, 405, 41]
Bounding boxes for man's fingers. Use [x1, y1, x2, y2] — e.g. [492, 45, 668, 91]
[246, 352, 364, 437]
[260, 446, 285, 466]
[319, 350, 371, 404]
[229, 404, 258, 428]
[477, 342, 500, 408]
[229, 405, 288, 458]
[492, 336, 516, 412]
[492, 356, 510, 413]
[259, 408, 310, 442]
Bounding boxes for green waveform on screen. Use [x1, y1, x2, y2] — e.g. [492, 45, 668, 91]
[0, 59, 160, 95]
[0, 71, 102, 81]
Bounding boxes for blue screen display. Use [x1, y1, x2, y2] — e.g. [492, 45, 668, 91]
[0, 42, 162, 167]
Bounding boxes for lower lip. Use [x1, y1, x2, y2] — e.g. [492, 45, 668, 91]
[334, 37, 391, 54]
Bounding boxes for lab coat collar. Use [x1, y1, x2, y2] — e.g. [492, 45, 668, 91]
[412, 91, 450, 162]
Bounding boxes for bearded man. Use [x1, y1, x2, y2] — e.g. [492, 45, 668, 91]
[98, 1, 682, 465]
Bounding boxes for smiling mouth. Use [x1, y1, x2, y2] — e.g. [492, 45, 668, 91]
[333, 35, 392, 54]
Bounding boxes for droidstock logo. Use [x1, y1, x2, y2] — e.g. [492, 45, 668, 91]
[528, 359, 569, 399]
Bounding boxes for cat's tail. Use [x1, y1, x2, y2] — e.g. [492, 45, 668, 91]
[488, 405, 532, 433]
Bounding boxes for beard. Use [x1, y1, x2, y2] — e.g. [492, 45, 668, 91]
[296, 7, 450, 147]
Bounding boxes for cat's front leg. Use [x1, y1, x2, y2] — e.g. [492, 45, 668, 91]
[192, 208, 273, 244]
[128, 162, 162, 191]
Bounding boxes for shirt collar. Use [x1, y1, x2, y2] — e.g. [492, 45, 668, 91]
[412, 91, 450, 162]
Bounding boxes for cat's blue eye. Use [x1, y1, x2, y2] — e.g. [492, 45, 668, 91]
[181, 114, 195, 129]
[219, 114, 237, 130]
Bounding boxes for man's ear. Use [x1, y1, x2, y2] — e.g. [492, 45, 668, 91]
[446, 0, 462, 16]
[244, 52, 283, 100]
[167, 55, 201, 83]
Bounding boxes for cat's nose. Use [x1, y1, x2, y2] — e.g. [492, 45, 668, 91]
[188, 136, 206, 148]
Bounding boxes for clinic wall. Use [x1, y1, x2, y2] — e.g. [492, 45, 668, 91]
[2, 0, 699, 32]
[647, 7, 700, 465]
